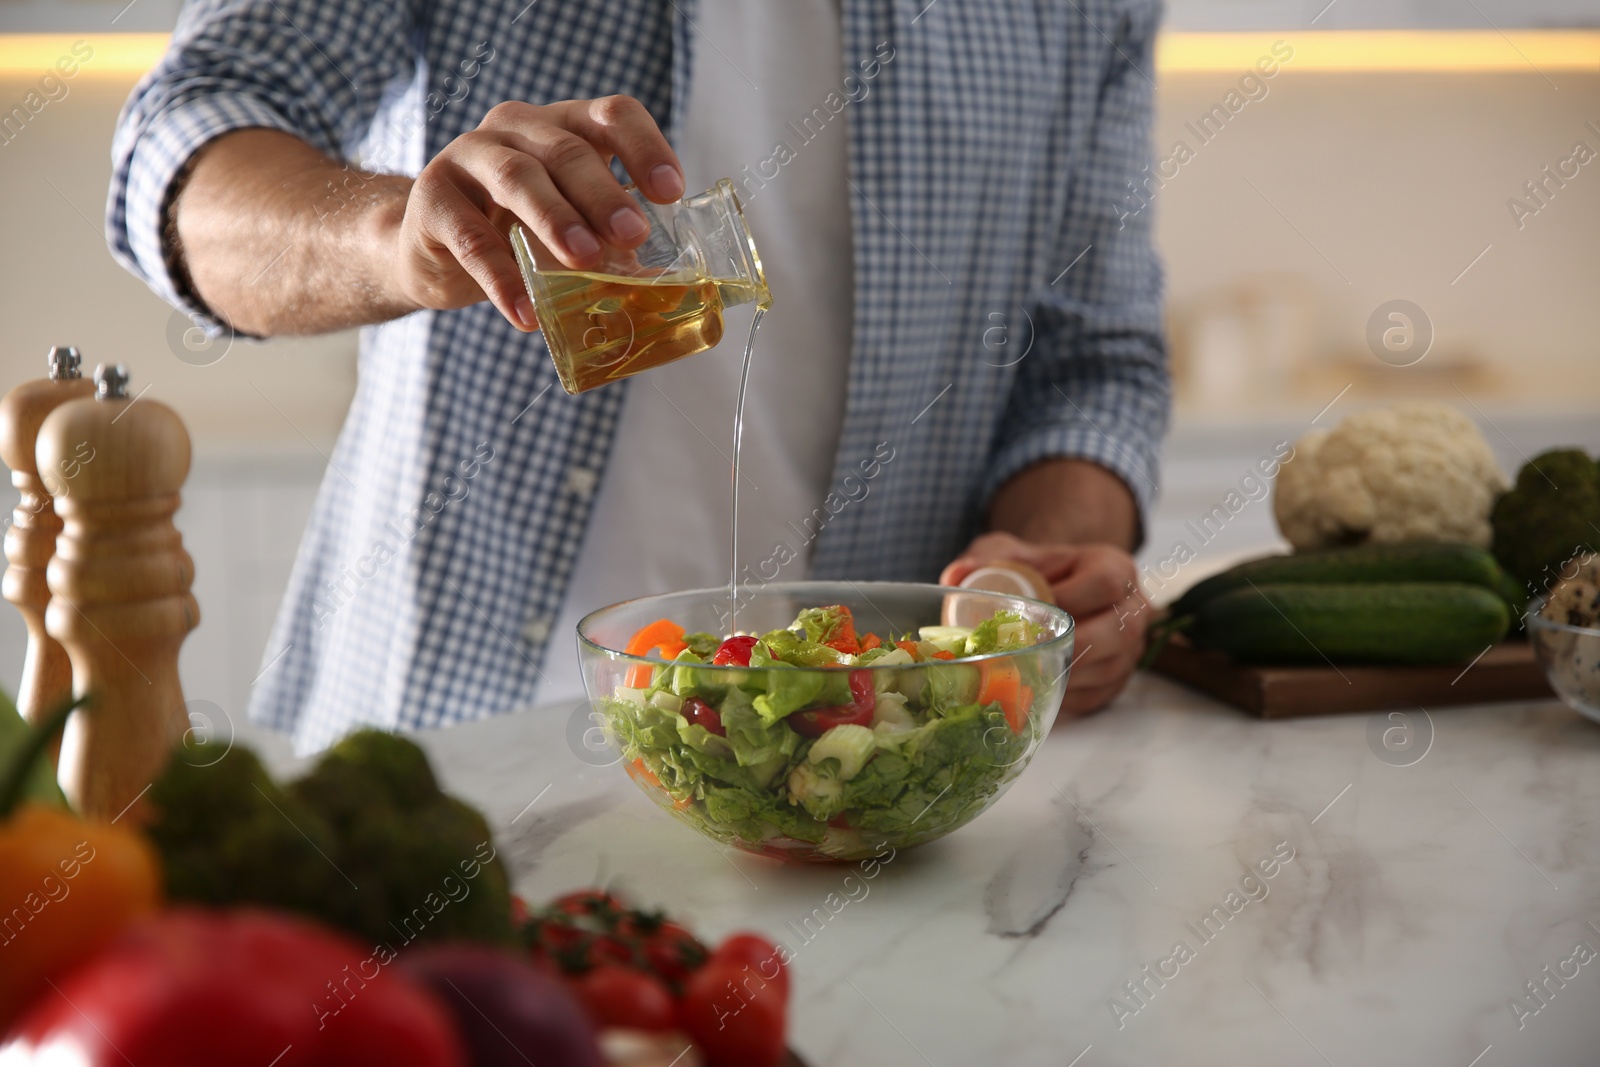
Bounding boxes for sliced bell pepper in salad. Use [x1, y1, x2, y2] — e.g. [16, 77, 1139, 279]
[624, 618, 690, 687]
[599, 603, 1056, 857]
[977, 659, 1025, 732]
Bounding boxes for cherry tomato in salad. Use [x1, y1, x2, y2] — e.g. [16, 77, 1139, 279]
[509, 894, 529, 928]
[684, 696, 726, 737]
[848, 669, 876, 710]
[712, 934, 790, 1000]
[679, 957, 787, 1067]
[788, 670, 875, 738]
[574, 965, 678, 1031]
[712, 635, 758, 666]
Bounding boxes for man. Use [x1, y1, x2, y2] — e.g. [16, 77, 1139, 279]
[109, 0, 1168, 754]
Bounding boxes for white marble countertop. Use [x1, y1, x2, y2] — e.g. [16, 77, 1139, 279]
[251, 674, 1600, 1066]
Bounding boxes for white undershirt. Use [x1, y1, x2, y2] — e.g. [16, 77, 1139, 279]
[537, 0, 854, 705]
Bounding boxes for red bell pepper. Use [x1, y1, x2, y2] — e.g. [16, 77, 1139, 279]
[819, 605, 860, 655]
[0, 908, 466, 1066]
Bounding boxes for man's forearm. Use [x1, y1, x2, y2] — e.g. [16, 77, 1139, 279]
[987, 458, 1141, 550]
[175, 128, 416, 336]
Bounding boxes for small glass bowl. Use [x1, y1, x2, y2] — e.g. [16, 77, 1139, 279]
[1527, 607, 1600, 725]
[577, 581, 1074, 862]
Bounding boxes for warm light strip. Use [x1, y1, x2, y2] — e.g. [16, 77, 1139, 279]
[1156, 30, 1600, 73]
[0, 29, 1594, 78]
[0, 33, 170, 76]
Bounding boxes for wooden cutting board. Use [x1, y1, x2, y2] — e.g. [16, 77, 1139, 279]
[1149, 636, 1554, 718]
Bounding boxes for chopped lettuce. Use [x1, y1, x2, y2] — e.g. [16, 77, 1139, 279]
[898, 663, 980, 713]
[600, 601, 1047, 856]
[719, 686, 800, 768]
[807, 724, 876, 780]
[748, 641, 850, 725]
[794, 604, 852, 645]
[965, 610, 1039, 656]
[681, 631, 722, 657]
[756, 628, 846, 667]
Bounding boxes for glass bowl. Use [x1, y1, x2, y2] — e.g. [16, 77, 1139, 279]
[1527, 607, 1600, 725]
[577, 581, 1074, 862]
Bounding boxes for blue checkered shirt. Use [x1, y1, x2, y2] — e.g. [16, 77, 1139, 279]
[108, 0, 1171, 753]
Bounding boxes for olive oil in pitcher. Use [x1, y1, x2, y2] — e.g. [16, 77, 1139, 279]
[511, 179, 770, 395]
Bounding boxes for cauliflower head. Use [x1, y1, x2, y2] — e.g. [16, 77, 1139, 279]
[1273, 403, 1507, 550]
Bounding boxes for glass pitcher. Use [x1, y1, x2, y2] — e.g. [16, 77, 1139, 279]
[510, 178, 771, 395]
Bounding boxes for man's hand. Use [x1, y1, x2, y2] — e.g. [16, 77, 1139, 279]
[941, 458, 1150, 717]
[393, 97, 684, 330]
[176, 96, 683, 336]
[941, 532, 1149, 717]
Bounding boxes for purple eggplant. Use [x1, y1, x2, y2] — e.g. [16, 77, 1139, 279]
[399, 943, 604, 1067]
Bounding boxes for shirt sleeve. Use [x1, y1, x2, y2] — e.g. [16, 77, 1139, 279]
[979, 0, 1171, 544]
[106, 0, 418, 327]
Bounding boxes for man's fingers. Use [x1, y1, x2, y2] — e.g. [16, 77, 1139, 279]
[560, 95, 684, 202]
[1060, 605, 1146, 691]
[415, 166, 532, 329]
[502, 124, 653, 248]
[448, 133, 603, 268]
[1053, 550, 1139, 618]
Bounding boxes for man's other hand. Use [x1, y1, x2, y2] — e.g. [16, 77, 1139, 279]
[940, 531, 1149, 717]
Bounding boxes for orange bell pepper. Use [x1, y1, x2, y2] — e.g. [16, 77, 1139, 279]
[0, 699, 162, 1031]
[1012, 685, 1035, 734]
[977, 660, 1029, 734]
[628, 757, 664, 790]
[624, 618, 688, 688]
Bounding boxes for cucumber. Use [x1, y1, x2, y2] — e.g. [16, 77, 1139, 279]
[1187, 582, 1510, 666]
[1169, 543, 1507, 619]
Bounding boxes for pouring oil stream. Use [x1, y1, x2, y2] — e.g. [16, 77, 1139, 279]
[728, 308, 764, 631]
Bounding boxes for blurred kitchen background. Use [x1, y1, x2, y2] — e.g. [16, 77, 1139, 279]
[0, 0, 1596, 725]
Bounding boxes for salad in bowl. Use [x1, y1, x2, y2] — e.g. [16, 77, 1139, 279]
[577, 582, 1074, 862]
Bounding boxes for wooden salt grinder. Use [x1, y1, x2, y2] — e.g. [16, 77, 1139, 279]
[0, 346, 95, 762]
[39, 364, 199, 820]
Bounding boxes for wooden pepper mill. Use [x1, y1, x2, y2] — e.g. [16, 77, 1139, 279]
[0, 346, 96, 763]
[39, 364, 199, 820]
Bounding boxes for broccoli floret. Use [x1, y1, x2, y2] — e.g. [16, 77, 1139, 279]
[146, 737, 346, 915]
[145, 729, 515, 951]
[290, 729, 516, 949]
[1490, 449, 1600, 595]
[311, 727, 440, 808]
